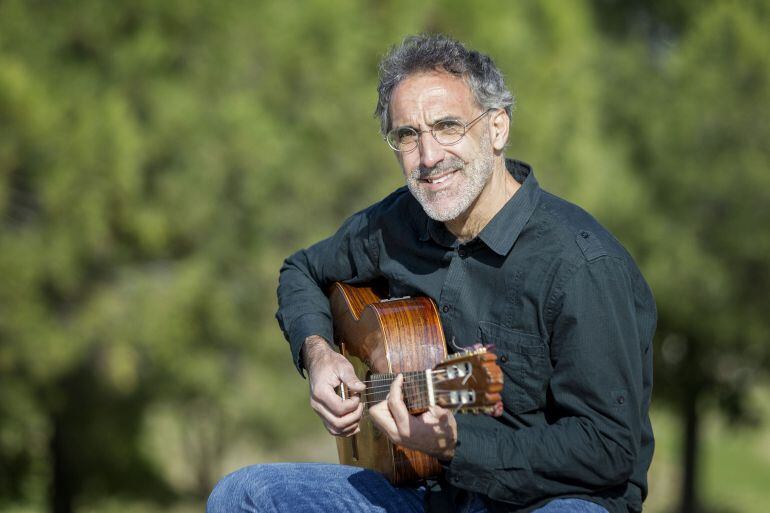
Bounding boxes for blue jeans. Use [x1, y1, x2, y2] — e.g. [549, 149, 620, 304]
[207, 463, 608, 513]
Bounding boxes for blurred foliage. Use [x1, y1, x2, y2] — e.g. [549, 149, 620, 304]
[0, 1, 769, 512]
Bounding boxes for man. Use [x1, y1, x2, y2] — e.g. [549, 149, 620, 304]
[208, 34, 655, 513]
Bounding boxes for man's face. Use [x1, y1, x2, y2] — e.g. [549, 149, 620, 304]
[389, 71, 495, 222]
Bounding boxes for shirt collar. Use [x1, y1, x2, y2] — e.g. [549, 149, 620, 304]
[419, 159, 541, 256]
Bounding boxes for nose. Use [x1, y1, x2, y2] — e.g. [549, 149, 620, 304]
[417, 131, 445, 170]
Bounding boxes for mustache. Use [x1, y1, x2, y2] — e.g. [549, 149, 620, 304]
[410, 157, 465, 180]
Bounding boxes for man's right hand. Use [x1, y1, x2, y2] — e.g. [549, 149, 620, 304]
[302, 335, 366, 437]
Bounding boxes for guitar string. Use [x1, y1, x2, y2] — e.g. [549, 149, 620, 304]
[359, 391, 469, 403]
[363, 368, 453, 380]
[358, 375, 427, 386]
[353, 382, 428, 394]
[362, 390, 476, 407]
[360, 372, 427, 384]
[358, 386, 477, 399]
[356, 385, 430, 398]
[358, 390, 482, 408]
[343, 370, 475, 405]
[354, 384, 481, 407]
[352, 374, 460, 394]
[355, 374, 457, 393]
[360, 376, 429, 386]
[361, 383, 429, 400]
[358, 369, 453, 387]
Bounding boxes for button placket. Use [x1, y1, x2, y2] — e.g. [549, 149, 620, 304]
[438, 249, 467, 345]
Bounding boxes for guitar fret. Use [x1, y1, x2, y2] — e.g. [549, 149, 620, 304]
[366, 371, 429, 409]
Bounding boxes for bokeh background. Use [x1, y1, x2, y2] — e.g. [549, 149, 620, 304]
[1, 1, 769, 512]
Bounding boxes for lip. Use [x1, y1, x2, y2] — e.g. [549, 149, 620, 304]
[418, 170, 458, 190]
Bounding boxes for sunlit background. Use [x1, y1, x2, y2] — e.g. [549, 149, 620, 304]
[1, 1, 769, 512]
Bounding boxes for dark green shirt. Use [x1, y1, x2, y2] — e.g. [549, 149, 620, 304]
[276, 159, 655, 513]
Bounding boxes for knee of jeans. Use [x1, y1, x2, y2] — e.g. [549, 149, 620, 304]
[207, 465, 267, 513]
[207, 471, 236, 513]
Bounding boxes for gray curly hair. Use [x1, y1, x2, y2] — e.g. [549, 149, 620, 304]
[375, 34, 515, 135]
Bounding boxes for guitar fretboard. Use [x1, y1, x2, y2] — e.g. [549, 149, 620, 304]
[365, 370, 431, 411]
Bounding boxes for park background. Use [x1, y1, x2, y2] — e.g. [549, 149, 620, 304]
[1, 1, 769, 512]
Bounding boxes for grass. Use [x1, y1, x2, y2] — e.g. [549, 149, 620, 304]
[234, 388, 770, 513]
[16, 384, 767, 513]
[646, 384, 770, 513]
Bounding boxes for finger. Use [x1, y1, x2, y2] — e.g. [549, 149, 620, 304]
[324, 424, 359, 438]
[324, 354, 364, 390]
[426, 406, 458, 454]
[309, 352, 356, 390]
[369, 401, 400, 442]
[324, 408, 360, 436]
[313, 385, 361, 416]
[387, 374, 411, 435]
[427, 405, 450, 421]
[312, 396, 364, 432]
[339, 365, 366, 393]
[317, 399, 363, 429]
[338, 425, 361, 438]
[329, 419, 360, 437]
[336, 408, 364, 437]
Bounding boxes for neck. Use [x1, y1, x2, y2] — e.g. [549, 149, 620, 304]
[444, 159, 520, 242]
[365, 371, 431, 412]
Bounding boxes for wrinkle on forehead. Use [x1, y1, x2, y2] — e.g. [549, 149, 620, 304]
[389, 71, 478, 128]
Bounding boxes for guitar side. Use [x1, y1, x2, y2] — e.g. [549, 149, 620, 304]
[329, 281, 448, 484]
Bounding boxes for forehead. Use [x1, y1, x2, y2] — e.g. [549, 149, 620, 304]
[389, 71, 477, 126]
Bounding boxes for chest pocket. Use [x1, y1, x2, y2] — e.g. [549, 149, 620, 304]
[478, 321, 550, 414]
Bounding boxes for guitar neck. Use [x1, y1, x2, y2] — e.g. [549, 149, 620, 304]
[351, 351, 501, 415]
[365, 370, 432, 413]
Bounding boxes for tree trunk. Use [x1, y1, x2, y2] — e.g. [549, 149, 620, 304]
[679, 389, 700, 513]
[49, 414, 73, 513]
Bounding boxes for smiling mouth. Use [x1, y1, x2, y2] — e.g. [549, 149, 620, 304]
[419, 170, 457, 184]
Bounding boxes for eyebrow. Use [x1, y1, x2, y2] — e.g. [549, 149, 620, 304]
[394, 114, 462, 131]
[431, 115, 462, 124]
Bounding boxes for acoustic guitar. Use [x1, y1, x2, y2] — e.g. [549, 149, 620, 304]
[328, 281, 503, 485]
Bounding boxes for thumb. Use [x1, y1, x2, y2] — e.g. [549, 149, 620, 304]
[429, 405, 451, 420]
[340, 366, 366, 392]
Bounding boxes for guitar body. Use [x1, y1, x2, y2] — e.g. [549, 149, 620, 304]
[329, 281, 447, 484]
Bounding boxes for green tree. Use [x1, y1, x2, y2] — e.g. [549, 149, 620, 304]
[2, 1, 769, 512]
[595, 1, 770, 511]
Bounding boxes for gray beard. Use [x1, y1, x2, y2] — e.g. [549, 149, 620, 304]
[407, 137, 495, 222]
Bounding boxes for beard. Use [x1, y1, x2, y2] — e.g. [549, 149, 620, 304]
[406, 134, 495, 222]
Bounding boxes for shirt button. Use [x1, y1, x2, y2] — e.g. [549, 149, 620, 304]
[617, 395, 625, 405]
[442, 305, 450, 313]
[499, 355, 508, 363]
[458, 248, 467, 257]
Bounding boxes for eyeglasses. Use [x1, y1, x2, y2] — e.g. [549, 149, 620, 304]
[385, 109, 493, 153]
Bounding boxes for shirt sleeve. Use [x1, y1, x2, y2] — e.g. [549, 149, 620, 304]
[275, 208, 380, 376]
[446, 256, 654, 507]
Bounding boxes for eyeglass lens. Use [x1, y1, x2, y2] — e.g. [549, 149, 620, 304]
[386, 110, 491, 152]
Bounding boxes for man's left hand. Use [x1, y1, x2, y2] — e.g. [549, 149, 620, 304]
[369, 373, 457, 461]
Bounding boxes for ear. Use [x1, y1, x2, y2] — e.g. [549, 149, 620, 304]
[489, 109, 510, 152]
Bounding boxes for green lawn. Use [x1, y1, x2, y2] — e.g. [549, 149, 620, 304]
[259, 388, 770, 513]
[63, 385, 770, 513]
[646, 385, 770, 513]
